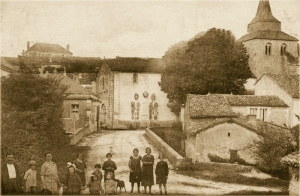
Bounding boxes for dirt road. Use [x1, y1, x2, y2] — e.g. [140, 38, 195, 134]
[79, 130, 281, 195]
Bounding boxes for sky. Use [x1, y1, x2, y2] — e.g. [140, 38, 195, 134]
[1, 0, 299, 58]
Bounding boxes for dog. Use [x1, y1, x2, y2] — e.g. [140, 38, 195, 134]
[115, 179, 126, 193]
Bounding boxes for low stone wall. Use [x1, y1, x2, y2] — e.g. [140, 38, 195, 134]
[70, 126, 93, 145]
[146, 128, 184, 168]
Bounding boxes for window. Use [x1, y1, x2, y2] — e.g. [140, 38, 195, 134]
[71, 104, 79, 113]
[281, 44, 287, 55]
[265, 43, 271, 55]
[259, 108, 268, 121]
[228, 132, 231, 137]
[133, 73, 138, 84]
[249, 108, 257, 116]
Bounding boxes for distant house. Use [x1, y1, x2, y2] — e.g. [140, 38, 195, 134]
[182, 93, 289, 163]
[255, 74, 299, 128]
[96, 57, 177, 129]
[0, 57, 19, 77]
[281, 151, 299, 196]
[57, 75, 101, 145]
[23, 42, 72, 60]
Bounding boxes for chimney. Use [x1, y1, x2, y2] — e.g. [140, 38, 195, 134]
[66, 44, 70, 51]
[27, 41, 30, 50]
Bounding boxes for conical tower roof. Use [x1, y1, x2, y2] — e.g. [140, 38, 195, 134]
[249, 0, 280, 24]
[247, 0, 281, 33]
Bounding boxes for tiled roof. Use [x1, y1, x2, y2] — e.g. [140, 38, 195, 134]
[281, 151, 299, 167]
[186, 94, 287, 118]
[238, 30, 298, 42]
[25, 43, 72, 55]
[187, 94, 237, 118]
[258, 74, 299, 98]
[103, 57, 165, 73]
[225, 95, 288, 107]
[1, 57, 19, 73]
[187, 117, 290, 137]
[67, 73, 97, 85]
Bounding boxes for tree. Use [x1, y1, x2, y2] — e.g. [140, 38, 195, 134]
[253, 124, 296, 176]
[160, 28, 252, 114]
[1, 73, 69, 165]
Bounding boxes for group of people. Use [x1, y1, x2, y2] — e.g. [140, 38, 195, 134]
[1, 147, 169, 195]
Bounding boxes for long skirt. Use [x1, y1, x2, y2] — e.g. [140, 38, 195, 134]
[141, 166, 154, 186]
[129, 171, 141, 183]
[44, 176, 58, 194]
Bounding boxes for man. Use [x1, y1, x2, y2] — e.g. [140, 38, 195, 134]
[1, 153, 24, 195]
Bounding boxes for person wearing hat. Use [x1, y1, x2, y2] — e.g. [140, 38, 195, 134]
[23, 160, 37, 194]
[102, 153, 117, 182]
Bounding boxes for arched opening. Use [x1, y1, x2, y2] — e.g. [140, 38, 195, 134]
[281, 43, 287, 55]
[265, 43, 272, 55]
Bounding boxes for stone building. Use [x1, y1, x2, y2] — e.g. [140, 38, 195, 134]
[182, 94, 288, 131]
[58, 75, 101, 144]
[255, 73, 299, 128]
[238, 0, 299, 79]
[96, 57, 177, 129]
[182, 93, 289, 163]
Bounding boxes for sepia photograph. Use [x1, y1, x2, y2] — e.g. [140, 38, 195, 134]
[1, 0, 299, 195]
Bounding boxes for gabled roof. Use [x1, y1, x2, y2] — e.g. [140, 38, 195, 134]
[281, 151, 299, 167]
[225, 95, 288, 107]
[25, 43, 72, 55]
[187, 94, 237, 118]
[67, 73, 97, 85]
[249, 0, 280, 25]
[60, 75, 91, 95]
[238, 30, 298, 42]
[256, 74, 299, 98]
[103, 57, 165, 73]
[187, 117, 290, 137]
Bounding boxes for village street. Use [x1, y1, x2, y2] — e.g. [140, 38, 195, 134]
[78, 130, 282, 195]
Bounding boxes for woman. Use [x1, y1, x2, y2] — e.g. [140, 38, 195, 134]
[155, 154, 169, 195]
[64, 164, 83, 195]
[73, 152, 87, 186]
[41, 152, 61, 194]
[141, 147, 154, 194]
[102, 153, 117, 181]
[128, 148, 142, 193]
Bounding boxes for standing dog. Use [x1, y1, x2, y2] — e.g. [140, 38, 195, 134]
[115, 179, 126, 193]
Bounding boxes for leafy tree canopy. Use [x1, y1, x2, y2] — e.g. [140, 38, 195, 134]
[160, 28, 252, 114]
[1, 73, 69, 165]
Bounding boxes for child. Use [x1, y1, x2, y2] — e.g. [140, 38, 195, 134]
[86, 175, 101, 195]
[104, 173, 116, 195]
[64, 164, 84, 195]
[92, 164, 104, 194]
[102, 153, 117, 181]
[155, 154, 169, 195]
[23, 160, 37, 194]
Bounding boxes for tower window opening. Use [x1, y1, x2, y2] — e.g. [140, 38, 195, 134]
[265, 43, 272, 55]
[281, 44, 287, 55]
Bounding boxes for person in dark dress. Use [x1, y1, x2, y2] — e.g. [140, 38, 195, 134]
[128, 148, 142, 193]
[102, 153, 117, 181]
[141, 147, 154, 194]
[155, 154, 169, 195]
[64, 164, 83, 195]
[73, 153, 87, 186]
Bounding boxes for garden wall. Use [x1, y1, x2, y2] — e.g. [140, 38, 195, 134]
[146, 128, 184, 167]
